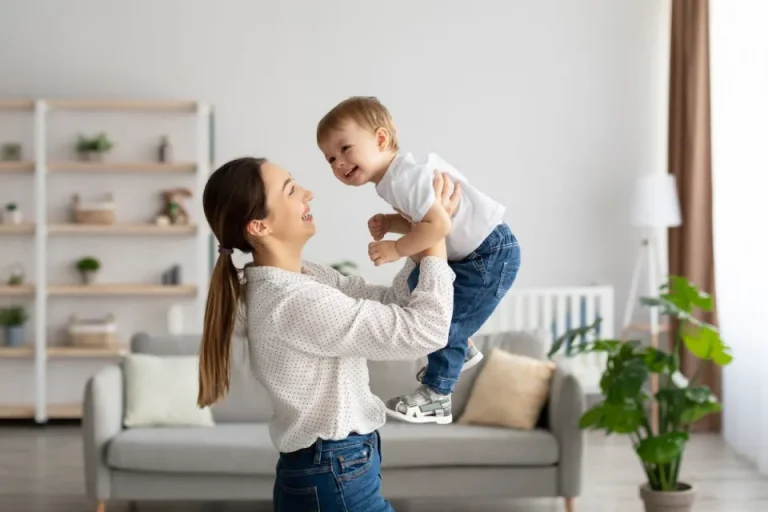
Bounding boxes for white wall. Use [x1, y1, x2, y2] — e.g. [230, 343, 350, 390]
[711, 0, 768, 474]
[0, 0, 670, 407]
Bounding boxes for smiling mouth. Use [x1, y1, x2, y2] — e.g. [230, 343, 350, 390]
[344, 166, 359, 178]
[302, 209, 313, 221]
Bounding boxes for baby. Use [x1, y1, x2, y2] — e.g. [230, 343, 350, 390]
[317, 96, 521, 424]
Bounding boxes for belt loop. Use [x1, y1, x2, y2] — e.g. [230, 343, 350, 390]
[314, 439, 323, 464]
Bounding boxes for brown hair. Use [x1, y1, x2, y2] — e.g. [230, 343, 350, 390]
[197, 157, 269, 408]
[316, 96, 399, 151]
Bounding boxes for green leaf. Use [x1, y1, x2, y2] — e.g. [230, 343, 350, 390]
[605, 360, 648, 403]
[656, 386, 722, 428]
[679, 386, 722, 425]
[682, 324, 733, 366]
[579, 405, 606, 429]
[643, 347, 677, 374]
[636, 432, 689, 464]
[599, 402, 645, 434]
[547, 319, 602, 358]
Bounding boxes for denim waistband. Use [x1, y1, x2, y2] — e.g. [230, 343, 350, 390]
[282, 431, 378, 464]
[475, 222, 517, 254]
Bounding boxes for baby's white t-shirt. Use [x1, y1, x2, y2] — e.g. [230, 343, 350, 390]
[375, 152, 506, 261]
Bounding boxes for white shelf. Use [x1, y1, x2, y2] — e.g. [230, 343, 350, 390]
[0, 405, 35, 419]
[0, 346, 128, 358]
[47, 99, 198, 112]
[0, 97, 211, 423]
[48, 284, 197, 297]
[0, 100, 34, 111]
[48, 223, 196, 235]
[48, 161, 197, 173]
[0, 223, 35, 234]
[0, 161, 34, 173]
[0, 285, 35, 297]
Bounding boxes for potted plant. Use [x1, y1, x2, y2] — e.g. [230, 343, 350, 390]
[548, 275, 732, 512]
[75, 132, 114, 162]
[76, 256, 101, 284]
[6, 263, 24, 286]
[3, 203, 22, 224]
[0, 306, 29, 347]
[331, 260, 358, 276]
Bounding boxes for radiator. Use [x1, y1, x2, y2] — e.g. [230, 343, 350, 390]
[476, 285, 614, 395]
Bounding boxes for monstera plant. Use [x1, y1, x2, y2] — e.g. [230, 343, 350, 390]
[548, 275, 732, 512]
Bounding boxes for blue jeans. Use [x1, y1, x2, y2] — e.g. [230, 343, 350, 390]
[408, 222, 521, 395]
[273, 431, 393, 512]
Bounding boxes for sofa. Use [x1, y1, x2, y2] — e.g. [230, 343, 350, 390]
[82, 329, 586, 511]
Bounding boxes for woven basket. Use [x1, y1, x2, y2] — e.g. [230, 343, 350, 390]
[72, 193, 116, 225]
[68, 314, 117, 348]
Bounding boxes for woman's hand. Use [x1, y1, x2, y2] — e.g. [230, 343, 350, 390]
[415, 171, 462, 262]
[435, 170, 461, 218]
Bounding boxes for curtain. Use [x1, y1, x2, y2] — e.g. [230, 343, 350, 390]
[667, 0, 720, 432]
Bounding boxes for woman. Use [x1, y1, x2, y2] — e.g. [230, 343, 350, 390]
[197, 156, 460, 511]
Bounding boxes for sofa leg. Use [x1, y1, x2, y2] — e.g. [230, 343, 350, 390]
[564, 497, 575, 512]
[95, 501, 105, 512]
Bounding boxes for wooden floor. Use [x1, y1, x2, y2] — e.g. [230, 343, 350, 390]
[0, 425, 766, 512]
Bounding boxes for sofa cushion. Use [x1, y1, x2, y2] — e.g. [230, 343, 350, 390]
[130, 332, 274, 423]
[107, 424, 279, 475]
[107, 422, 558, 476]
[122, 353, 215, 428]
[458, 348, 556, 430]
[378, 423, 559, 468]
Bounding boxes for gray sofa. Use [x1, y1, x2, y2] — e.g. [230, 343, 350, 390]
[82, 330, 585, 511]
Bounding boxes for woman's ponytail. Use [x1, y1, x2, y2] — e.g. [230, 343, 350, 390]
[197, 252, 241, 408]
[197, 156, 268, 408]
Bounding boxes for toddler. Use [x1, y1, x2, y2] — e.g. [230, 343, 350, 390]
[317, 96, 521, 424]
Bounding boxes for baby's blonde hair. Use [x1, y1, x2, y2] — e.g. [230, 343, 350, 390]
[317, 96, 399, 151]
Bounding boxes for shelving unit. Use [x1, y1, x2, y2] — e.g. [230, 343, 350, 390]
[0, 97, 212, 422]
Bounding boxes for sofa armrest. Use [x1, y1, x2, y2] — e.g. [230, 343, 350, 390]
[82, 364, 124, 500]
[548, 364, 587, 498]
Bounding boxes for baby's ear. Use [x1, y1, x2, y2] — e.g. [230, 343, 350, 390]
[375, 127, 391, 150]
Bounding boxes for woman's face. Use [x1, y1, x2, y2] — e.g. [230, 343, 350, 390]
[250, 161, 315, 244]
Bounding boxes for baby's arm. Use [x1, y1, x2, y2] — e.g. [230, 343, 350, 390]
[384, 213, 412, 234]
[393, 203, 451, 258]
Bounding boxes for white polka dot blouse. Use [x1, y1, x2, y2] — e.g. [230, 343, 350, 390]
[241, 256, 455, 453]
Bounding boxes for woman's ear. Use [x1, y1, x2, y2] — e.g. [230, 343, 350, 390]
[246, 219, 270, 238]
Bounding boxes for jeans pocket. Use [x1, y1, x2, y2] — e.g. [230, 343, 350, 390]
[495, 260, 518, 299]
[337, 441, 374, 482]
[277, 483, 320, 512]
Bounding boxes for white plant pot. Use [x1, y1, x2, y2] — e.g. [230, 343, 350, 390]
[2, 210, 22, 225]
[640, 483, 696, 512]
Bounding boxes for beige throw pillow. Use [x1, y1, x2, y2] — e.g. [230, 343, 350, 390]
[123, 353, 215, 428]
[459, 348, 556, 430]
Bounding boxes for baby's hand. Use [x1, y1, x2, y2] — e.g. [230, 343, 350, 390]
[368, 240, 401, 266]
[367, 214, 390, 241]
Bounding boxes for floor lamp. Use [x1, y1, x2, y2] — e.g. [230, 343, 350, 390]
[623, 173, 682, 430]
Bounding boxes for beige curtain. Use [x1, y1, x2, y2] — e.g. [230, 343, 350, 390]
[667, 0, 720, 432]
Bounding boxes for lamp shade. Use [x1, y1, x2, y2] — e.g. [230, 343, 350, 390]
[629, 173, 682, 228]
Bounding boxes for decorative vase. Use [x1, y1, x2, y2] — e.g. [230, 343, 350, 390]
[4, 325, 24, 347]
[2, 208, 21, 225]
[78, 151, 105, 162]
[80, 270, 97, 285]
[640, 483, 696, 512]
[158, 135, 173, 163]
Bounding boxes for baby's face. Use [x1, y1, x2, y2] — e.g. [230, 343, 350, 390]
[319, 120, 392, 187]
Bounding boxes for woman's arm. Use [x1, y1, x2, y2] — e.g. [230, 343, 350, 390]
[300, 259, 414, 306]
[302, 170, 460, 304]
[272, 257, 453, 361]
